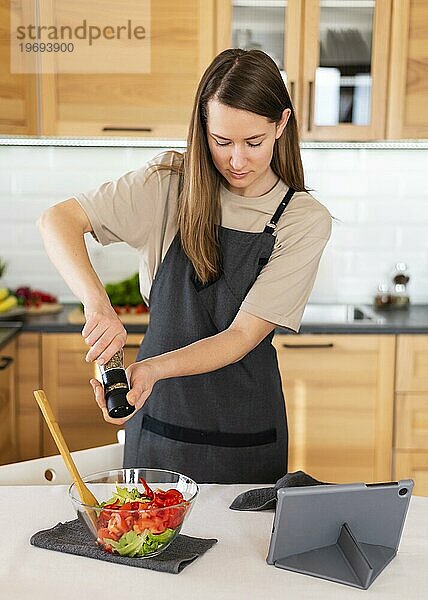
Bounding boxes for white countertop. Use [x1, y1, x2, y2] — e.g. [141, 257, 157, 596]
[0, 484, 427, 599]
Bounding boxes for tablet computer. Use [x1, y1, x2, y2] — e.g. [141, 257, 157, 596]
[266, 479, 413, 589]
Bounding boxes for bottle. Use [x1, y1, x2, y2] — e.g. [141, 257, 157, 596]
[391, 263, 410, 308]
[374, 283, 392, 308]
[98, 349, 135, 418]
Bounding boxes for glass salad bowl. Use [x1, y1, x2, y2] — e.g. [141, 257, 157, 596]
[68, 468, 199, 558]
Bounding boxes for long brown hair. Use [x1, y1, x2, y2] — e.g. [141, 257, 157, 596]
[149, 48, 307, 284]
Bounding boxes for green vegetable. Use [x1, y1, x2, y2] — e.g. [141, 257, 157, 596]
[105, 528, 176, 557]
[97, 484, 151, 508]
[107, 530, 148, 557]
[104, 272, 145, 306]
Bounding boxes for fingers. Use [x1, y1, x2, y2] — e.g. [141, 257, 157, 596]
[81, 314, 99, 338]
[90, 378, 135, 426]
[85, 330, 127, 364]
[90, 378, 108, 417]
[125, 361, 156, 411]
[82, 305, 127, 364]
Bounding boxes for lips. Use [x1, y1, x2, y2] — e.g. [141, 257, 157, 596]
[229, 171, 249, 178]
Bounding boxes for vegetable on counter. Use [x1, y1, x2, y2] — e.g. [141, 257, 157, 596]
[0, 289, 18, 313]
[104, 273, 149, 312]
[95, 477, 189, 557]
[0, 260, 17, 313]
[15, 286, 58, 307]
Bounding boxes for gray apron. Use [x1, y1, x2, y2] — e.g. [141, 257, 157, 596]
[124, 187, 296, 483]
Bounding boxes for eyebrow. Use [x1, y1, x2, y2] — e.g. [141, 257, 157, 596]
[210, 133, 266, 141]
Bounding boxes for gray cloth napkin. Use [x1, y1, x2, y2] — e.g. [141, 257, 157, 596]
[30, 518, 217, 574]
[229, 470, 331, 511]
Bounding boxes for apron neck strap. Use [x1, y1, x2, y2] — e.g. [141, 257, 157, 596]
[264, 187, 296, 234]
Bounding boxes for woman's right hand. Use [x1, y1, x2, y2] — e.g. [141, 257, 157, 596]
[82, 302, 127, 365]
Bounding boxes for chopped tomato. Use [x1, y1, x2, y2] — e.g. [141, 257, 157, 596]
[97, 527, 119, 541]
[108, 512, 130, 536]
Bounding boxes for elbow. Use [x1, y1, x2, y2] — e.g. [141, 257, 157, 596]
[36, 206, 53, 235]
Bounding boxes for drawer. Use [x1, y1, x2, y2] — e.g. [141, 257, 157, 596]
[394, 451, 428, 497]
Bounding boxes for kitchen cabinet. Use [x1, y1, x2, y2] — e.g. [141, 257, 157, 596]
[15, 333, 42, 461]
[37, 1, 216, 137]
[300, 0, 391, 140]
[387, 0, 428, 139]
[273, 334, 395, 483]
[0, 1, 215, 137]
[0, 0, 37, 134]
[216, 0, 303, 110]
[216, 0, 392, 141]
[0, 338, 18, 465]
[394, 335, 428, 495]
[41, 333, 143, 455]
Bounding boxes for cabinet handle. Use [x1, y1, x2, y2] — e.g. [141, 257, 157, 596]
[102, 127, 153, 132]
[307, 80, 313, 132]
[282, 343, 334, 349]
[0, 356, 14, 370]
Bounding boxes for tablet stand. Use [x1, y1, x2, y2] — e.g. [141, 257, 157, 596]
[275, 522, 397, 590]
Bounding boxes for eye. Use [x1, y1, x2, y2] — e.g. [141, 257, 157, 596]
[213, 140, 262, 147]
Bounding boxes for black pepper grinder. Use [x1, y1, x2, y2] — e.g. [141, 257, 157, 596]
[98, 349, 135, 418]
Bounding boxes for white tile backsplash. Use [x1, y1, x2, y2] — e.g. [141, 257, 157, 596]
[0, 143, 427, 304]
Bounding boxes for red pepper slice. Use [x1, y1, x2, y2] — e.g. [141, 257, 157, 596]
[139, 477, 154, 500]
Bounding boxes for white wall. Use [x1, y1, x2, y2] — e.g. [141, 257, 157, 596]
[0, 143, 427, 304]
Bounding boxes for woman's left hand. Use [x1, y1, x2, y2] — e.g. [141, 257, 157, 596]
[90, 360, 158, 425]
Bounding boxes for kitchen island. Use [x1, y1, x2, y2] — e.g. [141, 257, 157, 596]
[0, 482, 426, 599]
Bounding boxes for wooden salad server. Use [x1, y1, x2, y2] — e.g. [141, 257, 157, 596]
[33, 389, 99, 525]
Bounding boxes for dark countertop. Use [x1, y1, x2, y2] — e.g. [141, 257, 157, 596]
[0, 322, 23, 351]
[1, 303, 428, 337]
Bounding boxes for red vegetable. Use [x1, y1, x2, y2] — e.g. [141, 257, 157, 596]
[96, 481, 189, 547]
[139, 477, 155, 500]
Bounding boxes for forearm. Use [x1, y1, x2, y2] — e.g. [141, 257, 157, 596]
[37, 204, 109, 307]
[147, 328, 251, 380]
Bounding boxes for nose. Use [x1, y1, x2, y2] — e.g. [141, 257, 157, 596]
[229, 146, 247, 172]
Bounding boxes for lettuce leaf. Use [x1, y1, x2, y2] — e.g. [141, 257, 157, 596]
[104, 528, 176, 557]
[97, 484, 151, 508]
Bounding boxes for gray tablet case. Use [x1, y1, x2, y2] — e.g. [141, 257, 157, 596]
[266, 479, 413, 590]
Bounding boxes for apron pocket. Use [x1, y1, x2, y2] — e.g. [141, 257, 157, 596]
[191, 273, 241, 331]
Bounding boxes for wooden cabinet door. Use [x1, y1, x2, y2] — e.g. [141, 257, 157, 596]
[0, 339, 17, 465]
[396, 335, 428, 392]
[15, 333, 42, 461]
[394, 335, 428, 496]
[387, 0, 428, 138]
[41, 333, 143, 455]
[0, 0, 38, 134]
[394, 451, 428, 496]
[395, 393, 428, 450]
[215, 1, 303, 112]
[273, 334, 395, 483]
[300, 0, 391, 140]
[39, 1, 215, 137]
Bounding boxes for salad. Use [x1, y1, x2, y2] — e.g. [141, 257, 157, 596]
[95, 477, 189, 557]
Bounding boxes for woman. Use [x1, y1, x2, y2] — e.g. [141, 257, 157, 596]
[38, 49, 332, 484]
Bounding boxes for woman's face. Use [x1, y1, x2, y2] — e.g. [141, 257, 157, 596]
[206, 98, 290, 197]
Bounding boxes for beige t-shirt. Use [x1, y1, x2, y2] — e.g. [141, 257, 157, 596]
[74, 150, 332, 332]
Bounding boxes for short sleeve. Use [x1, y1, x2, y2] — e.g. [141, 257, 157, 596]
[240, 195, 332, 332]
[72, 152, 173, 250]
